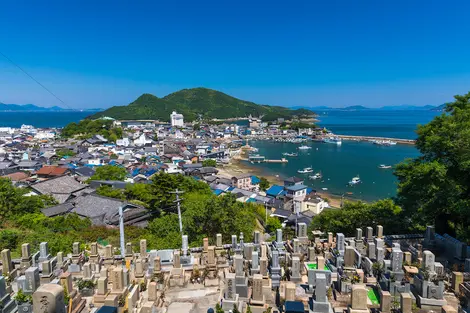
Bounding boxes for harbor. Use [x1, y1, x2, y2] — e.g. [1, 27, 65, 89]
[336, 134, 416, 145]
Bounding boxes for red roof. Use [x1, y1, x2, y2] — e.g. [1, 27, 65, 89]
[36, 166, 68, 176]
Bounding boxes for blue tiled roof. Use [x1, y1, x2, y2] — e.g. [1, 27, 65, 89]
[246, 197, 256, 203]
[285, 184, 308, 191]
[251, 175, 260, 184]
[227, 186, 235, 191]
[266, 185, 284, 197]
[213, 189, 224, 196]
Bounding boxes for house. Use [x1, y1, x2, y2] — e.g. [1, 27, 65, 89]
[285, 184, 308, 202]
[300, 194, 328, 214]
[30, 175, 87, 203]
[232, 173, 253, 190]
[35, 165, 69, 178]
[2, 171, 30, 184]
[284, 176, 304, 187]
[0, 161, 19, 175]
[41, 193, 151, 227]
[17, 160, 42, 172]
[266, 185, 285, 198]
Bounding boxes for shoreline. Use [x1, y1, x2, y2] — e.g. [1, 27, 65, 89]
[218, 158, 357, 209]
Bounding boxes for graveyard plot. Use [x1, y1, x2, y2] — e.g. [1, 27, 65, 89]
[367, 287, 380, 305]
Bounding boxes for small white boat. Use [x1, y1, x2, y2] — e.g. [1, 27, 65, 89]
[323, 137, 342, 145]
[322, 188, 328, 191]
[298, 167, 314, 174]
[309, 172, 323, 180]
[378, 164, 392, 169]
[282, 152, 298, 157]
[349, 175, 361, 185]
[298, 145, 312, 150]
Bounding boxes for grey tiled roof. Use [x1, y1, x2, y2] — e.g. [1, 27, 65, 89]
[31, 175, 87, 203]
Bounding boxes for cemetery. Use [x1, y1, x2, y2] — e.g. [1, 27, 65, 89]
[0, 224, 468, 313]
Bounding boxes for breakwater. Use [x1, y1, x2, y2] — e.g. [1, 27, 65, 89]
[336, 135, 416, 145]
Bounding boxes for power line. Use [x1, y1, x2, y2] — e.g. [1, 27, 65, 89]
[0, 50, 74, 110]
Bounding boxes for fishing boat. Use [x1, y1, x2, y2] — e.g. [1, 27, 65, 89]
[309, 172, 323, 180]
[349, 175, 361, 185]
[298, 167, 314, 174]
[298, 145, 312, 150]
[378, 164, 392, 169]
[373, 140, 397, 146]
[282, 152, 298, 157]
[323, 136, 342, 145]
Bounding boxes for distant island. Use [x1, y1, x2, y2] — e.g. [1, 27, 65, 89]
[291, 104, 444, 111]
[0, 103, 102, 112]
[90, 87, 316, 122]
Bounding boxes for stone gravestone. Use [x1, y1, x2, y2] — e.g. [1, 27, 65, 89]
[253, 231, 260, 246]
[270, 250, 281, 288]
[222, 273, 239, 311]
[355, 228, 363, 241]
[251, 251, 259, 275]
[348, 285, 369, 313]
[140, 239, 148, 259]
[311, 273, 331, 313]
[33, 283, 66, 313]
[216, 233, 223, 247]
[125, 242, 133, 257]
[368, 242, 376, 260]
[336, 233, 345, 254]
[376, 247, 385, 264]
[40, 260, 53, 284]
[39, 242, 51, 262]
[376, 225, 383, 238]
[234, 254, 248, 297]
[400, 292, 412, 313]
[24, 267, 40, 294]
[1, 249, 13, 275]
[251, 274, 265, 305]
[0, 276, 17, 313]
[291, 256, 301, 282]
[366, 227, 373, 242]
[20, 243, 33, 271]
[182, 235, 189, 257]
[111, 267, 124, 293]
[422, 250, 435, 272]
[97, 277, 108, 295]
[260, 257, 268, 276]
[344, 246, 356, 267]
[391, 248, 403, 272]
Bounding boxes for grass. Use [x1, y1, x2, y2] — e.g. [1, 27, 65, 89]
[306, 263, 330, 271]
[367, 288, 380, 305]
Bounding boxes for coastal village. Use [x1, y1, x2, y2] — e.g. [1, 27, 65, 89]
[0, 112, 469, 313]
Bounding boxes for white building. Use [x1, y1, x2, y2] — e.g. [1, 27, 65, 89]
[170, 111, 184, 127]
[34, 131, 56, 140]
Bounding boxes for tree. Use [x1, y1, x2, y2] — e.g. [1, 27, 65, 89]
[265, 217, 282, 234]
[202, 159, 217, 167]
[89, 165, 128, 181]
[395, 92, 470, 241]
[308, 199, 403, 236]
[259, 177, 270, 191]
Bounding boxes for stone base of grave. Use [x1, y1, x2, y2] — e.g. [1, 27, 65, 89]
[89, 254, 100, 264]
[204, 277, 219, 287]
[140, 301, 157, 313]
[104, 294, 119, 307]
[103, 258, 115, 268]
[311, 300, 332, 313]
[250, 296, 266, 306]
[70, 297, 86, 313]
[250, 304, 268, 313]
[222, 294, 240, 311]
[416, 296, 447, 309]
[0, 294, 17, 313]
[291, 274, 302, 283]
[93, 293, 108, 307]
[169, 268, 185, 287]
[40, 274, 54, 284]
[348, 309, 369, 313]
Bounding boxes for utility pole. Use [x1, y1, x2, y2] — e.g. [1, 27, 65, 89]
[118, 205, 125, 258]
[170, 189, 184, 234]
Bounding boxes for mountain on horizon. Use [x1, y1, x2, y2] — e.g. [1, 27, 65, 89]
[91, 87, 316, 122]
[290, 104, 438, 111]
[0, 103, 101, 112]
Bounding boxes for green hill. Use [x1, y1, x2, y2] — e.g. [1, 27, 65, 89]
[90, 87, 315, 122]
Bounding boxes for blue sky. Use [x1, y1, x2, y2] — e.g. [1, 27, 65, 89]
[1, 0, 470, 109]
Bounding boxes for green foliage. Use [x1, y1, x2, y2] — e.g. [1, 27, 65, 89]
[308, 199, 403, 236]
[394, 92, 470, 241]
[289, 120, 316, 130]
[77, 279, 96, 290]
[0, 178, 57, 219]
[14, 289, 32, 304]
[90, 88, 315, 122]
[90, 165, 128, 181]
[96, 185, 126, 200]
[215, 304, 224, 313]
[259, 177, 270, 191]
[265, 217, 282, 234]
[202, 159, 217, 167]
[0, 229, 21, 251]
[55, 148, 76, 158]
[148, 173, 211, 213]
[61, 119, 122, 141]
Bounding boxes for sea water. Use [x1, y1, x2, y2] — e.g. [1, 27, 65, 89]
[0, 111, 92, 128]
[248, 110, 441, 201]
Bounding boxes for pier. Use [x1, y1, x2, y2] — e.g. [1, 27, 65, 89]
[335, 134, 416, 145]
[238, 156, 288, 163]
